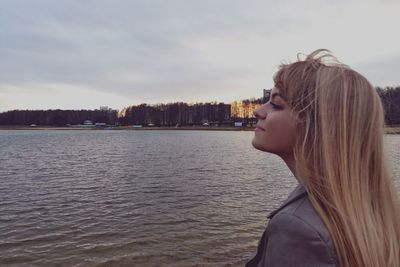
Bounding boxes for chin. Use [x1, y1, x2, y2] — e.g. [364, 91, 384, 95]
[252, 137, 284, 156]
[251, 137, 270, 153]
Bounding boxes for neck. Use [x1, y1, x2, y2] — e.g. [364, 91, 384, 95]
[281, 154, 301, 184]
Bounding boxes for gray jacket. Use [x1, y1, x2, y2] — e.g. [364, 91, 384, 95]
[246, 183, 339, 267]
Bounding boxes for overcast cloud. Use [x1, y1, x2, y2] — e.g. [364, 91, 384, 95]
[0, 0, 399, 111]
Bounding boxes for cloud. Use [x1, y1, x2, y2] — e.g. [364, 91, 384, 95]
[0, 0, 399, 111]
[0, 82, 133, 111]
[354, 54, 400, 87]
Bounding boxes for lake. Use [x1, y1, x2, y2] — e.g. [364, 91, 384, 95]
[0, 130, 399, 266]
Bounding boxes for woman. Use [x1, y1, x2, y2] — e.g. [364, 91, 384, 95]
[246, 49, 400, 267]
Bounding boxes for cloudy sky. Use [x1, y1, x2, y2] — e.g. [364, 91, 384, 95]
[0, 0, 399, 112]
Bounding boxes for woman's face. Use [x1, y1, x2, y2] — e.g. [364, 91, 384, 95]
[252, 87, 298, 159]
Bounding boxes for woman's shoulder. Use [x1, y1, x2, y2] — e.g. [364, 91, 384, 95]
[246, 184, 339, 267]
[268, 198, 334, 249]
[266, 185, 338, 266]
[269, 193, 332, 245]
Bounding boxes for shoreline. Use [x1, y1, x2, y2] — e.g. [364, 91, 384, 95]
[0, 126, 399, 133]
[0, 126, 255, 131]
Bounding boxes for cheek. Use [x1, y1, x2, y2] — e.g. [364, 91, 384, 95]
[252, 114, 297, 154]
[271, 119, 296, 145]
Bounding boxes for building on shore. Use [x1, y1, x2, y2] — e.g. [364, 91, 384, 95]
[263, 88, 271, 103]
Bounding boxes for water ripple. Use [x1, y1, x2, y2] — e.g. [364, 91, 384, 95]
[0, 130, 398, 266]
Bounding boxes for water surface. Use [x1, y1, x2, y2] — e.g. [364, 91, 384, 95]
[0, 130, 398, 266]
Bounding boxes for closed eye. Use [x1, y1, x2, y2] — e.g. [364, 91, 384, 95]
[269, 101, 282, 110]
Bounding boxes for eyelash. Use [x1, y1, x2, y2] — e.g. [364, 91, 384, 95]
[269, 102, 281, 110]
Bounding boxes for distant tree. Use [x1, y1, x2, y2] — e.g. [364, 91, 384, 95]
[1, 88, 398, 127]
[377, 86, 400, 126]
[0, 109, 118, 126]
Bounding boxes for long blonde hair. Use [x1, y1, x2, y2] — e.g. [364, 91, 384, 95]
[274, 49, 400, 267]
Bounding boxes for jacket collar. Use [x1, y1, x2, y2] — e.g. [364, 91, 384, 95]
[267, 183, 308, 219]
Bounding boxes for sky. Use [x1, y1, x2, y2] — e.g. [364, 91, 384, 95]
[0, 0, 399, 112]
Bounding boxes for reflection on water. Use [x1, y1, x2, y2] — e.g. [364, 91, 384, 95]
[0, 130, 398, 266]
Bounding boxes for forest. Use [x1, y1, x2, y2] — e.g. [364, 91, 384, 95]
[0, 86, 399, 126]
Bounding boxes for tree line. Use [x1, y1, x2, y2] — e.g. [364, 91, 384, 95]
[377, 86, 400, 126]
[119, 102, 231, 126]
[0, 86, 399, 126]
[0, 109, 118, 126]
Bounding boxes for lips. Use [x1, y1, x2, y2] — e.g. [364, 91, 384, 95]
[255, 125, 265, 131]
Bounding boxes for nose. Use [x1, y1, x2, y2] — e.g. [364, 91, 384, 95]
[253, 104, 267, 120]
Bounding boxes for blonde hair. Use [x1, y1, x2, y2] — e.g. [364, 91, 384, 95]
[274, 49, 400, 267]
